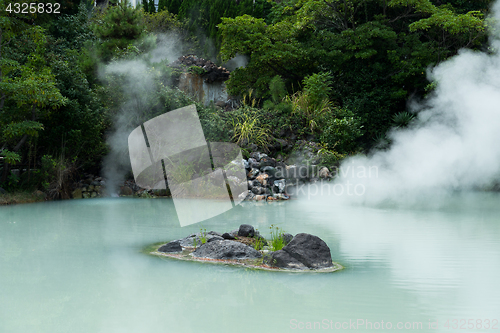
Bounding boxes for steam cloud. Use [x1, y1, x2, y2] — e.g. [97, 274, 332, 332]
[223, 54, 249, 71]
[333, 3, 500, 206]
[101, 34, 185, 195]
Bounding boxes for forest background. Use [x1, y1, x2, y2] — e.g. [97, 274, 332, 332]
[0, 0, 493, 198]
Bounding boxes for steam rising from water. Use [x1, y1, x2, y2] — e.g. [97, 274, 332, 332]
[332, 4, 500, 206]
[101, 34, 184, 195]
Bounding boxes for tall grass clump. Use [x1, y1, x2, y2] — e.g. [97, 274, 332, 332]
[269, 224, 286, 251]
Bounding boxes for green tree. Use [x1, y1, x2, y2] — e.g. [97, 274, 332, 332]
[0, 25, 67, 183]
[269, 75, 286, 104]
[158, 0, 167, 12]
[164, 0, 182, 14]
[219, 0, 487, 145]
[219, 14, 312, 97]
[148, 0, 156, 13]
[39, 45, 107, 172]
[93, 0, 145, 62]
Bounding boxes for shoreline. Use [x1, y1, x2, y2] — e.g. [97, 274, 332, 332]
[145, 235, 343, 273]
[150, 249, 343, 273]
[0, 191, 47, 206]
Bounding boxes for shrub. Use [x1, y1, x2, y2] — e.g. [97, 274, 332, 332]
[288, 72, 334, 133]
[320, 109, 364, 155]
[37, 155, 76, 199]
[231, 107, 271, 150]
[269, 75, 286, 104]
[392, 111, 415, 128]
[302, 72, 332, 111]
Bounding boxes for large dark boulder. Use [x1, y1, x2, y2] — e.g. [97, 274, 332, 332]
[263, 250, 307, 269]
[266, 233, 333, 269]
[158, 241, 182, 253]
[192, 240, 262, 260]
[238, 224, 255, 237]
[0, 187, 6, 195]
[283, 233, 333, 268]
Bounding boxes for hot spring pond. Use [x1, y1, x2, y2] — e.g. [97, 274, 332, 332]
[1, 193, 499, 332]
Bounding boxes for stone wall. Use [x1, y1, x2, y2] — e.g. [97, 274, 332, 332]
[170, 55, 237, 109]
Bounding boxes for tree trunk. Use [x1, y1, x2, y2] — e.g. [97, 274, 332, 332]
[0, 134, 28, 183]
[1, 160, 9, 183]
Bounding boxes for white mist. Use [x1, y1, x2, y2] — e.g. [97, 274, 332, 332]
[333, 3, 500, 206]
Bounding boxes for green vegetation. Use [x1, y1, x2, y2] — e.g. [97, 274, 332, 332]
[200, 228, 207, 244]
[269, 224, 286, 251]
[218, 0, 489, 146]
[0, 0, 494, 199]
[254, 237, 264, 251]
[231, 107, 272, 150]
[93, 0, 146, 61]
[0, 190, 46, 205]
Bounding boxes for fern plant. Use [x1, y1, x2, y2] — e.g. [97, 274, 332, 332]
[392, 111, 415, 128]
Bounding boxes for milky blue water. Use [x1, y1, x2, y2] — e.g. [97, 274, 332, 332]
[1, 193, 499, 332]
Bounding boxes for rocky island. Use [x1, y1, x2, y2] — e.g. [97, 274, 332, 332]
[149, 224, 342, 272]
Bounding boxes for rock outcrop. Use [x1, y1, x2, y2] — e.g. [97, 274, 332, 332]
[154, 224, 336, 272]
[192, 240, 262, 260]
[158, 240, 183, 253]
[170, 55, 230, 83]
[264, 233, 333, 269]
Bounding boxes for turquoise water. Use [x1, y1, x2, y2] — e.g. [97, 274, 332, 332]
[0, 193, 499, 332]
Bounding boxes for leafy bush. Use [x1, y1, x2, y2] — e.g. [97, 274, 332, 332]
[254, 237, 265, 251]
[34, 155, 76, 199]
[317, 144, 346, 166]
[269, 75, 286, 104]
[188, 66, 207, 76]
[288, 72, 334, 133]
[320, 109, 364, 155]
[198, 106, 232, 143]
[302, 72, 332, 110]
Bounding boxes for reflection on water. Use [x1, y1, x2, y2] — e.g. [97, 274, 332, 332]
[0, 193, 499, 332]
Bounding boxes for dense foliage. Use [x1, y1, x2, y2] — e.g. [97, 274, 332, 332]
[0, 0, 494, 194]
[218, 0, 489, 144]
